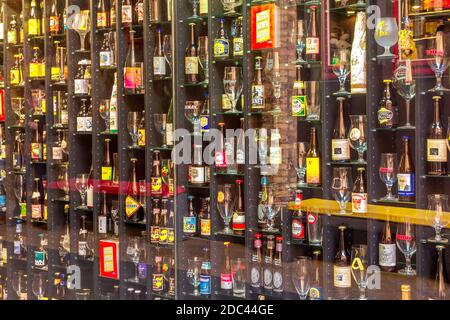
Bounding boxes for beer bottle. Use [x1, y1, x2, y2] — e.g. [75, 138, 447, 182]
[214, 18, 229, 59]
[168, 159, 175, 197]
[49, 0, 61, 35]
[121, 0, 133, 27]
[159, 198, 168, 245]
[309, 250, 323, 300]
[152, 254, 164, 293]
[333, 225, 351, 299]
[332, 97, 350, 162]
[251, 56, 265, 111]
[306, 6, 320, 62]
[98, 190, 109, 235]
[31, 119, 42, 161]
[189, 145, 205, 185]
[150, 198, 161, 244]
[291, 65, 306, 117]
[379, 220, 396, 272]
[398, 136, 415, 202]
[7, 15, 18, 45]
[153, 27, 166, 79]
[167, 199, 175, 245]
[78, 215, 88, 259]
[29, 0, 42, 37]
[200, 247, 211, 298]
[168, 257, 176, 296]
[125, 158, 142, 222]
[273, 236, 283, 294]
[101, 138, 113, 181]
[97, 0, 109, 28]
[306, 127, 321, 186]
[151, 151, 162, 196]
[233, 17, 244, 57]
[215, 123, 227, 173]
[427, 96, 447, 175]
[352, 168, 367, 213]
[263, 235, 275, 293]
[31, 178, 43, 220]
[135, 0, 144, 24]
[251, 233, 263, 291]
[13, 131, 23, 171]
[185, 23, 199, 84]
[200, 197, 211, 237]
[292, 189, 305, 240]
[258, 176, 270, 229]
[220, 242, 233, 295]
[232, 180, 245, 235]
[377, 80, 398, 128]
[183, 196, 196, 236]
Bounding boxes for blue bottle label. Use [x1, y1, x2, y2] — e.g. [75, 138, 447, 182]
[397, 173, 415, 197]
[0, 195, 6, 207]
[199, 275, 211, 295]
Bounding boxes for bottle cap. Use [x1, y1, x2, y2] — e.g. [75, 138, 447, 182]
[235, 179, 243, 184]
[261, 176, 269, 185]
[402, 136, 410, 141]
[383, 79, 393, 83]
[275, 236, 283, 242]
[254, 233, 262, 239]
[338, 225, 347, 231]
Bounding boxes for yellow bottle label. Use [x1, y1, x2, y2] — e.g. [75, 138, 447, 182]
[41, 100, 46, 113]
[28, 19, 41, 36]
[168, 228, 175, 244]
[427, 139, 448, 162]
[200, 0, 208, 15]
[201, 218, 211, 236]
[151, 177, 162, 194]
[292, 95, 306, 117]
[43, 204, 48, 221]
[30, 63, 41, 78]
[125, 196, 141, 218]
[101, 166, 113, 181]
[185, 57, 198, 75]
[306, 157, 320, 184]
[233, 37, 244, 56]
[40, 62, 45, 77]
[138, 129, 146, 146]
[10, 69, 20, 85]
[7, 30, 17, 44]
[151, 226, 160, 243]
[51, 67, 61, 81]
[159, 228, 168, 243]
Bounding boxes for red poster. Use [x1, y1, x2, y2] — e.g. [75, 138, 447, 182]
[250, 4, 280, 50]
[99, 239, 120, 279]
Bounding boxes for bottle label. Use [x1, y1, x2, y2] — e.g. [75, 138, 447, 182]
[137, 3, 144, 23]
[31, 143, 42, 160]
[98, 216, 107, 234]
[51, 67, 61, 81]
[200, 0, 208, 15]
[50, 16, 60, 32]
[309, 287, 323, 300]
[427, 139, 447, 162]
[52, 147, 63, 160]
[99, 51, 113, 67]
[78, 241, 87, 257]
[263, 267, 273, 289]
[273, 271, 283, 293]
[292, 217, 305, 239]
[378, 107, 393, 126]
[30, 62, 41, 78]
[74, 79, 89, 95]
[232, 211, 245, 231]
[306, 37, 320, 54]
[124, 67, 143, 89]
[251, 266, 261, 288]
[379, 243, 396, 267]
[352, 193, 367, 213]
[109, 105, 118, 133]
[233, 37, 244, 56]
[269, 146, 282, 165]
[14, 241, 21, 255]
[189, 166, 205, 184]
[185, 57, 199, 75]
[166, 123, 174, 146]
[220, 273, 233, 290]
[85, 117, 93, 131]
[150, 225, 160, 243]
[331, 139, 351, 161]
[215, 151, 226, 167]
[137, 129, 146, 146]
[97, 12, 108, 28]
[77, 117, 85, 132]
[200, 218, 211, 236]
[125, 196, 141, 218]
[333, 265, 351, 288]
[222, 94, 232, 110]
[7, 31, 17, 44]
[153, 56, 166, 76]
[237, 149, 245, 165]
[291, 95, 306, 117]
[183, 216, 196, 234]
[251, 85, 265, 108]
[101, 166, 113, 181]
[306, 157, 320, 184]
[397, 173, 415, 197]
[34, 251, 45, 267]
[20, 203, 27, 218]
[32, 204, 42, 219]
[199, 275, 211, 295]
[122, 5, 132, 24]
[159, 227, 168, 244]
[10, 69, 20, 85]
[0, 196, 5, 207]
[152, 274, 164, 292]
[151, 177, 162, 195]
[200, 115, 210, 133]
[167, 227, 175, 244]
[28, 19, 40, 36]
[214, 39, 230, 58]
[61, 110, 69, 125]
[169, 178, 175, 196]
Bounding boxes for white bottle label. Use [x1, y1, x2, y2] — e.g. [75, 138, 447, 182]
[153, 57, 166, 76]
[98, 216, 107, 234]
[333, 265, 351, 288]
[77, 117, 85, 132]
[166, 123, 173, 146]
[52, 147, 63, 160]
[352, 193, 367, 213]
[331, 139, 350, 161]
[379, 243, 396, 267]
[427, 139, 447, 162]
[87, 186, 94, 207]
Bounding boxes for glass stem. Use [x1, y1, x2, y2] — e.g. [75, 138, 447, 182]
[135, 262, 139, 280]
[80, 34, 85, 51]
[359, 287, 366, 300]
[405, 255, 412, 270]
[405, 100, 411, 126]
[386, 185, 393, 198]
[436, 72, 443, 88]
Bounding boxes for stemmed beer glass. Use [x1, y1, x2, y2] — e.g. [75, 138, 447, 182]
[396, 219, 417, 276]
[223, 66, 243, 113]
[75, 173, 89, 209]
[351, 245, 369, 300]
[72, 10, 91, 52]
[186, 257, 202, 296]
[331, 167, 352, 214]
[292, 256, 312, 300]
[427, 31, 450, 93]
[332, 49, 351, 96]
[374, 17, 399, 59]
[128, 112, 141, 148]
[348, 115, 367, 163]
[126, 236, 142, 283]
[154, 114, 168, 148]
[379, 153, 398, 201]
[32, 273, 47, 300]
[185, 100, 204, 135]
[217, 184, 235, 234]
[393, 62, 416, 129]
[426, 194, 450, 243]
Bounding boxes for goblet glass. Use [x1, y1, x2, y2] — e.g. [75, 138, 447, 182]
[75, 173, 89, 209]
[292, 256, 312, 300]
[293, 142, 308, 187]
[128, 112, 141, 148]
[72, 10, 91, 52]
[426, 194, 450, 243]
[12, 271, 27, 300]
[188, 0, 200, 19]
[154, 114, 168, 148]
[348, 115, 367, 163]
[32, 273, 47, 300]
[126, 236, 142, 283]
[221, 0, 243, 15]
[426, 31, 450, 92]
[331, 167, 352, 214]
[374, 17, 399, 59]
[393, 62, 416, 129]
[396, 219, 417, 276]
[231, 258, 246, 297]
[262, 202, 281, 232]
[223, 66, 243, 113]
[291, 19, 306, 64]
[351, 244, 369, 300]
[185, 100, 204, 135]
[186, 257, 202, 296]
[57, 164, 70, 201]
[99, 99, 110, 131]
[332, 49, 351, 96]
[217, 184, 235, 234]
[379, 153, 398, 201]
[11, 98, 25, 126]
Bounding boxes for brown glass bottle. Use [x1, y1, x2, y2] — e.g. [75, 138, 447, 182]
[150, 198, 160, 244]
[97, 0, 109, 28]
[232, 180, 245, 235]
[306, 127, 320, 186]
[125, 158, 142, 222]
[427, 96, 447, 175]
[377, 80, 398, 128]
[251, 56, 265, 111]
[398, 136, 415, 202]
[102, 138, 112, 181]
[220, 242, 232, 294]
[31, 178, 43, 220]
[151, 151, 162, 196]
[352, 168, 367, 213]
[185, 23, 199, 84]
[306, 6, 320, 61]
[31, 119, 42, 161]
[333, 225, 351, 299]
[215, 123, 227, 173]
[332, 97, 350, 162]
[291, 65, 306, 117]
[98, 191, 109, 235]
[379, 220, 396, 272]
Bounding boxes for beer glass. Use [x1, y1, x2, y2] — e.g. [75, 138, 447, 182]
[186, 257, 202, 296]
[126, 236, 142, 283]
[294, 142, 308, 187]
[185, 100, 204, 135]
[221, 0, 242, 16]
[32, 273, 47, 300]
[262, 201, 281, 232]
[12, 271, 27, 300]
[427, 32, 450, 92]
[163, 35, 173, 75]
[331, 167, 352, 214]
[223, 66, 243, 113]
[351, 244, 369, 300]
[396, 219, 417, 276]
[374, 17, 399, 58]
[57, 164, 70, 201]
[291, 19, 306, 64]
[128, 111, 141, 148]
[426, 194, 450, 243]
[72, 10, 91, 52]
[154, 114, 168, 148]
[379, 153, 398, 201]
[75, 173, 89, 209]
[217, 184, 235, 234]
[292, 256, 312, 300]
[306, 81, 321, 120]
[307, 207, 322, 244]
[11, 97, 25, 126]
[332, 49, 351, 96]
[431, 245, 446, 300]
[99, 99, 110, 131]
[231, 258, 246, 297]
[393, 63, 416, 129]
[188, 0, 200, 19]
[348, 115, 367, 163]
